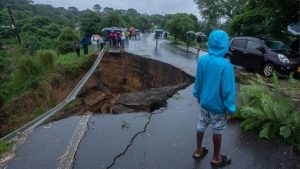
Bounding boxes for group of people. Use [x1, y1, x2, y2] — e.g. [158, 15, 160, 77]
[74, 35, 105, 57]
[108, 31, 128, 48]
[91, 35, 105, 52]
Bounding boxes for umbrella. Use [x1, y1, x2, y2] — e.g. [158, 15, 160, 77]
[112, 27, 124, 33]
[186, 31, 195, 34]
[101, 27, 112, 32]
[195, 32, 206, 37]
[288, 21, 300, 36]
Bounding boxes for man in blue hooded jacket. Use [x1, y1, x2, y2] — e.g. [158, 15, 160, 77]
[192, 30, 235, 167]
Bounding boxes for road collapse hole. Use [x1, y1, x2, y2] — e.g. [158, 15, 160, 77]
[78, 52, 194, 114]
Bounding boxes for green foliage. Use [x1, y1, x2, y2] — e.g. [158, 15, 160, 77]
[229, 0, 298, 38]
[165, 13, 198, 42]
[194, 0, 298, 38]
[93, 4, 101, 13]
[58, 27, 77, 41]
[0, 141, 12, 155]
[194, 0, 246, 25]
[101, 11, 126, 28]
[9, 56, 43, 95]
[56, 28, 78, 54]
[37, 50, 54, 70]
[30, 16, 50, 28]
[54, 50, 93, 73]
[45, 24, 61, 38]
[80, 11, 101, 36]
[122, 120, 129, 129]
[239, 74, 300, 151]
[56, 41, 74, 54]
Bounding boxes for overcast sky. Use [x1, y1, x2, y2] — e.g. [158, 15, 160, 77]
[33, 0, 201, 19]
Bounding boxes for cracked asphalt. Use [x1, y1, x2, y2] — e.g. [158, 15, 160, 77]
[5, 34, 300, 169]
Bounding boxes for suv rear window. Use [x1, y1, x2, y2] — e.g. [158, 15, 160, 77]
[232, 39, 246, 49]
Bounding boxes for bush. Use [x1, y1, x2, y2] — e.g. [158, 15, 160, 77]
[9, 56, 43, 95]
[239, 74, 300, 151]
[58, 27, 77, 41]
[56, 41, 75, 54]
[0, 141, 12, 155]
[20, 32, 41, 54]
[37, 50, 55, 70]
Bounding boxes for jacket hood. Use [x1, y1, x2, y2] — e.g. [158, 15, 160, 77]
[208, 30, 229, 57]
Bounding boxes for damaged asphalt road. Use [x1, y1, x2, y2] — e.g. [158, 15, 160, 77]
[4, 34, 300, 169]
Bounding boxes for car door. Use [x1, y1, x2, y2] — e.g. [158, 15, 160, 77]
[230, 39, 247, 66]
[244, 40, 264, 69]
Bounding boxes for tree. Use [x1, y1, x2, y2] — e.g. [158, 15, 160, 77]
[193, 0, 246, 26]
[58, 27, 77, 41]
[127, 8, 138, 16]
[30, 16, 50, 28]
[101, 11, 126, 28]
[68, 6, 79, 15]
[229, 0, 299, 39]
[165, 13, 198, 42]
[103, 7, 113, 14]
[149, 14, 165, 27]
[79, 11, 101, 37]
[56, 27, 78, 54]
[93, 4, 101, 13]
[137, 16, 151, 31]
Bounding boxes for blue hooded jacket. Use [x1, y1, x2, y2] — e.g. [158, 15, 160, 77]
[193, 30, 236, 114]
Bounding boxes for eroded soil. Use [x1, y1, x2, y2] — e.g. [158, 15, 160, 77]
[77, 52, 194, 114]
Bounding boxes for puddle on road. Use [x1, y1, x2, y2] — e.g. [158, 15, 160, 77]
[54, 52, 194, 120]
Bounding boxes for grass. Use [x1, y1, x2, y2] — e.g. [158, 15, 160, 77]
[1, 48, 92, 104]
[0, 141, 12, 155]
[0, 46, 94, 136]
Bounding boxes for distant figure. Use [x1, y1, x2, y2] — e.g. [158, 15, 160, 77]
[91, 35, 98, 52]
[192, 30, 235, 167]
[164, 32, 168, 39]
[114, 32, 119, 48]
[80, 37, 90, 55]
[116, 31, 121, 48]
[74, 42, 80, 56]
[120, 31, 126, 48]
[125, 31, 130, 45]
[99, 35, 104, 50]
[109, 32, 114, 46]
[196, 35, 202, 53]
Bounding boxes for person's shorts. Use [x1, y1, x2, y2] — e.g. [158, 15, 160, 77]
[197, 106, 226, 135]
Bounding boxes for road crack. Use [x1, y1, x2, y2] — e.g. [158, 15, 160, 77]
[106, 113, 153, 169]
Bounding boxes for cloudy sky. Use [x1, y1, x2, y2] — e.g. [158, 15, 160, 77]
[33, 0, 201, 19]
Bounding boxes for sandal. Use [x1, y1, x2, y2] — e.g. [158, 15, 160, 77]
[192, 147, 208, 159]
[211, 155, 231, 167]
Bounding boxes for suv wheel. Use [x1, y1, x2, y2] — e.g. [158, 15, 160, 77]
[263, 63, 274, 77]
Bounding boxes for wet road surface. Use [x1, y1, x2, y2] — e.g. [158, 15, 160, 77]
[6, 33, 300, 169]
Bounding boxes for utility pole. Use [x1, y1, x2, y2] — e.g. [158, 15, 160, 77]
[7, 6, 21, 45]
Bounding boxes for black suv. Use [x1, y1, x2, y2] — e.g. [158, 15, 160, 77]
[226, 37, 300, 77]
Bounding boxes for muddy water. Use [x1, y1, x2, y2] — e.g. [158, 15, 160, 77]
[78, 52, 194, 114]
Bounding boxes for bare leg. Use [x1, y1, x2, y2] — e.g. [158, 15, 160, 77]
[195, 131, 204, 154]
[212, 134, 222, 161]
